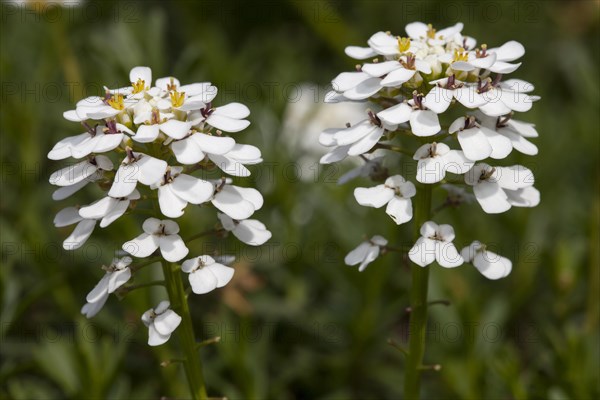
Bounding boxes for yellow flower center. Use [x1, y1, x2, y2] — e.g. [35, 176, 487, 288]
[107, 94, 125, 110]
[426, 24, 436, 39]
[170, 90, 186, 108]
[397, 37, 411, 53]
[131, 78, 146, 94]
[453, 47, 469, 62]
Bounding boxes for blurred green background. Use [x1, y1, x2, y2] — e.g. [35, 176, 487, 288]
[1, 0, 599, 399]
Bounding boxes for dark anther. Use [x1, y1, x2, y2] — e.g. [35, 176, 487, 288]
[367, 110, 382, 127]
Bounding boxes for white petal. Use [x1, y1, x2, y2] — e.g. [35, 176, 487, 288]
[505, 187, 540, 207]
[472, 250, 512, 279]
[171, 174, 214, 204]
[208, 264, 235, 288]
[331, 71, 371, 92]
[423, 87, 452, 114]
[130, 66, 152, 85]
[192, 133, 236, 155]
[368, 31, 401, 55]
[354, 185, 394, 208]
[79, 197, 117, 219]
[100, 199, 129, 228]
[171, 137, 206, 165]
[213, 102, 250, 119]
[153, 310, 182, 336]
[345, 46, 377, 59]
[85, 274, 110, 302]
[148, 324, 171, 346]
[343, 77, 382, 100]
[490, 41, 524, 62]
[320, 145, 350, 164]
[81, 292, 108, 318]
[188, 268, 218, 294]
[410, 110, 440, 137]
[348, 126, 384, 156]
[137, 155, 168, 185]
[229, 186, 263, 210]
[377, 103, 412, 125]
[386, 197, 413, 225]
[233, 220, 272, 246]
[435, 242, 463, 268]
[442, 151, 474, 175]
[160, 120, 192, 139]
[408, 237, 436, 267]
[158, 185, 187, 218]
[132, 125, 160, 143]
[499, 90, 533, 113]
[205, 114, 250, 132]
[494, 165, 534, 190]
[358, 245, 380, 272]
[122, 233, 159, 258]
[49, 160, 96, 187]
[54, 207, 82, 227]
[420, 221, 439, 237]
[474, 181, 511, 214]
[458, 128, 492, 161]
[107, 268, 131, 293]
[380, 68, 415, 87]
[52, 179, 89, 201]
[334, 120, 373, 145]
[159, 234, 189, 262]
[482, 127, 513, 159]
[108, 165, 139, 197]
[506, 119, 538, 137]
[63, 219, 96, 250]
[93, 133, 124, 153]
[416, 158, 446, 184]
[361, 61, 400, 77]
[225, 144, 261, 162]
[454, 87, 487, 108]
[405, 22, 428, 39]
[345, 243, 370, 266]
[479, 99, 512, 117]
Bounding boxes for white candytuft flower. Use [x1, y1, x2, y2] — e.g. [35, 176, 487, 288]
[49, 66, 271, 355]
[320, 22, 540, 281]
[461, 241, 512, 280]
[409, 221, 463, 268]
[181, 255, 235, 295]
[344, 235, 388, 272]
[142, 301, 182, 346]
[81, 257, 132, 318]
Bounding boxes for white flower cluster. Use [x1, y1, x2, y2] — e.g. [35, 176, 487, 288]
[49, 67, 271, 345]
[322, 22, 540, 278]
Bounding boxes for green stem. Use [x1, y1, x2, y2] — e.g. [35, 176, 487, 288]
[404, 184, 433, 399]
[161, 261, 208, 400]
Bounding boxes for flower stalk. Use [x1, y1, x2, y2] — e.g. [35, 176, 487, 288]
[404, 183, 432, 399]
[162, 260, 208, 400]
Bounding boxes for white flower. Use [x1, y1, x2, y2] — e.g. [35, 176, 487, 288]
[409, 221, 463, 268]
[218, 213, 272, 246]
[141, 301, 182, 346]
[464, 163, 539, 214]
[151, 167, 213, 219]
[377, 94, 441, 137]
[53, 206, 96, 250]
[476, 111, 538, 156]
[47, 121, 132, 160]
[344, 235, 388, 272]
[423, 76, 487, 112]
[192, 102, 251, 132]
[108, 149, 167, 198]
[79, 190, 140, 228]
[413, 142, 473, 184]
[438, 46, 497, 73]
[461, 241, 512, 279]
[211, 180, 264, 220]
[208, 144, 263, 177]
[64, 93, 136, 122]
[354, 175, 416, 225]
[131, 117, 195, 143]
[123, 218, 189, 262]
[361, 53, 432, 87]
[477, 78, 539, 117]
[405, 22, 464, 45]
[49, 155, 113, 187]
[319, 113, 387, 161]
[181, 255, 235, 295]
[81, 256, 132, 318]
[449, 116, 512, 161]
[154, 77, 217, 112]
[170, 131, 236, 165]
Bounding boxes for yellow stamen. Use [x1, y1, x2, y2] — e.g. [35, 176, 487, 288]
[426, 24, 436, 39]
[397, 37, 411, 53]
[453, 47, 469, 62]
[107, 94, 125, 110]
[170, 90, 186, 108]
[131, 78, 146, 94]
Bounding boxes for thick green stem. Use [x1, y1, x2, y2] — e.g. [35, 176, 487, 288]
[404, 184, 432, 399]
[161, 261, 208, 400]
